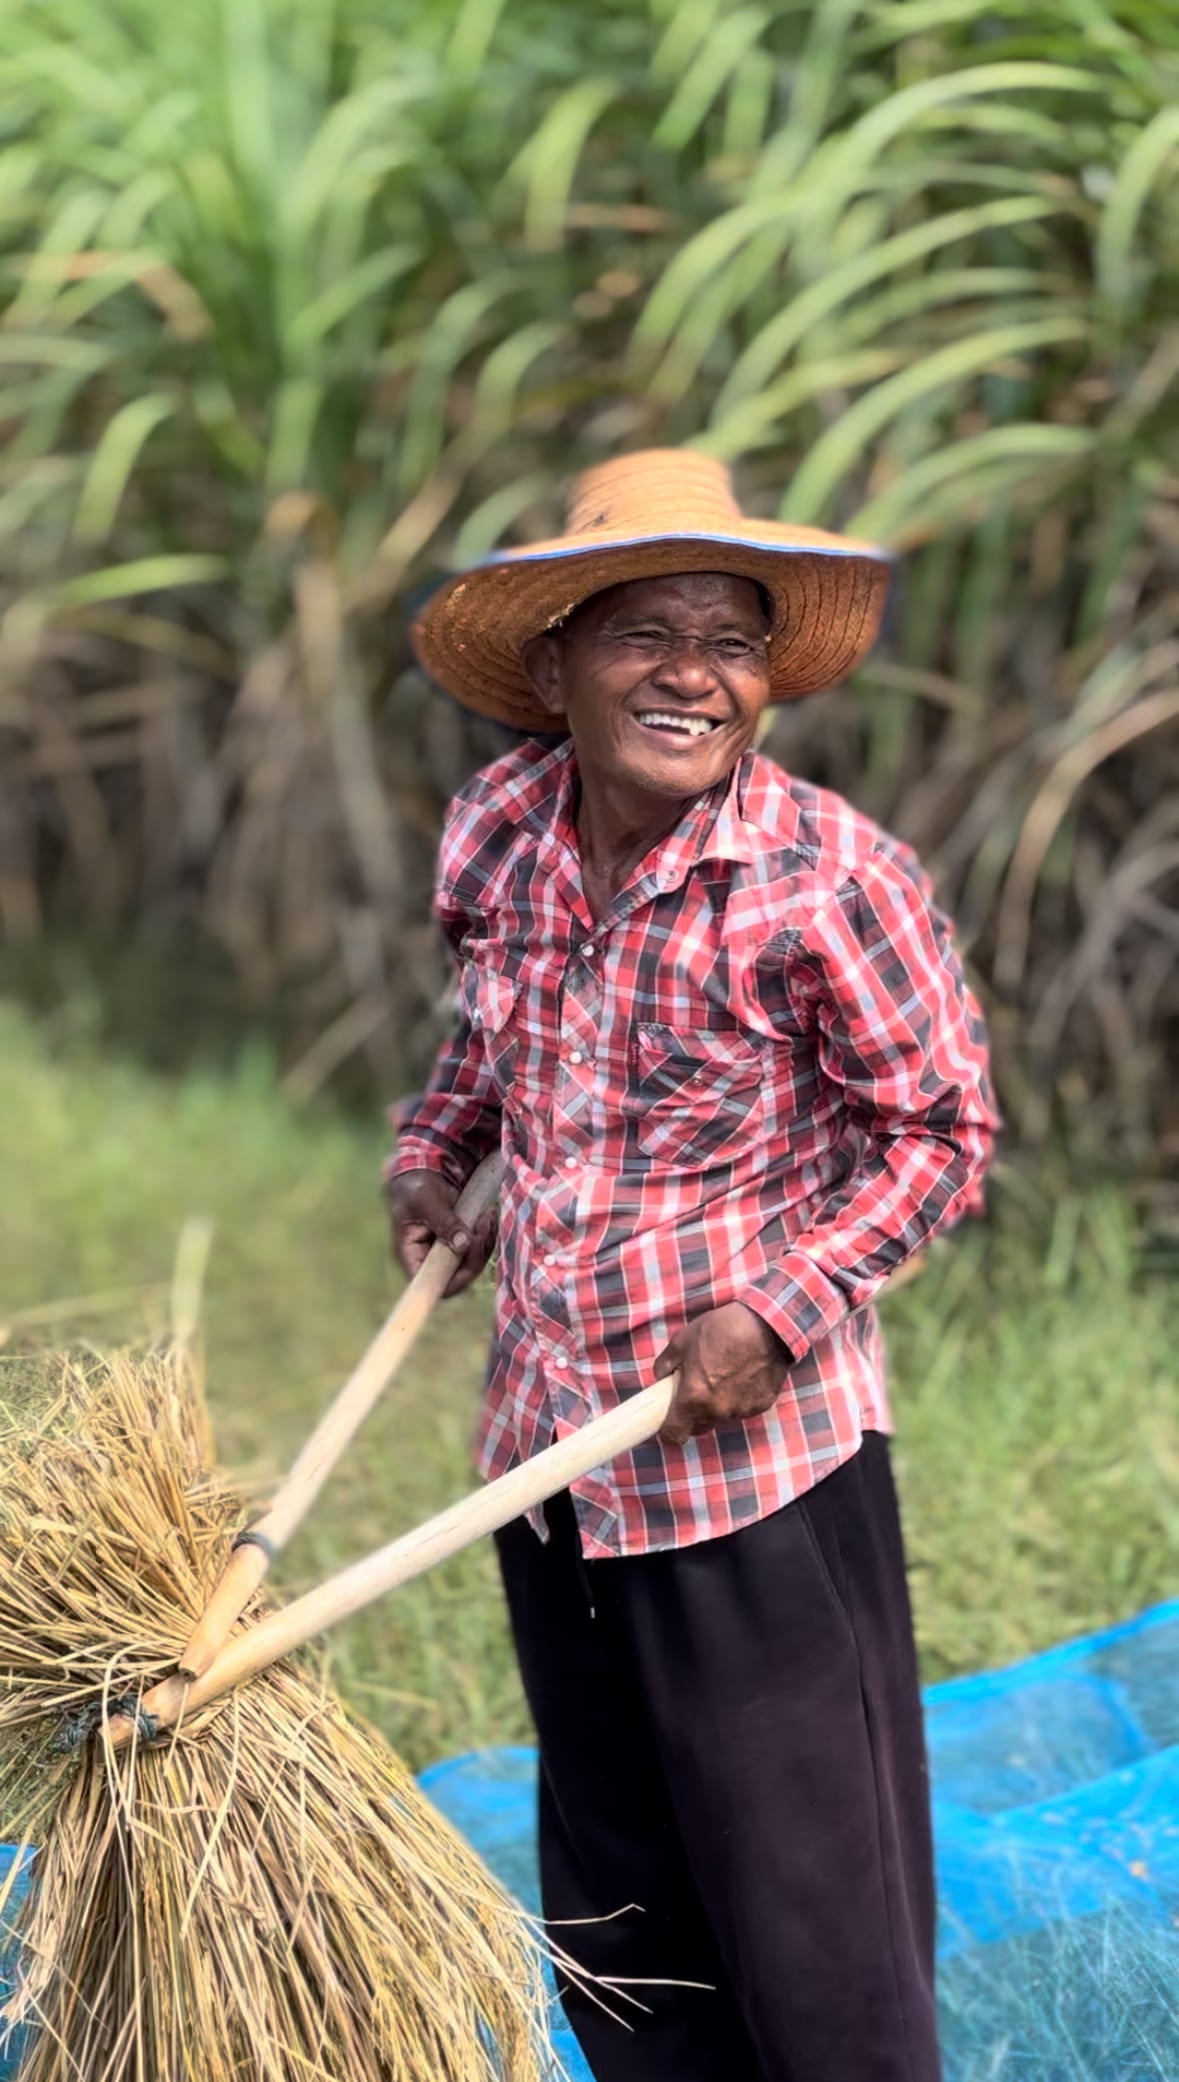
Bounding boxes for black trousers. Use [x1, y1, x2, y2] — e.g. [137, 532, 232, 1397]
[494, 1433, 940, 2082]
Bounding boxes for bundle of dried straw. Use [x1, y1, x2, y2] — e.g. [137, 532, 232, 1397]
[0, 1348, 560, 2082]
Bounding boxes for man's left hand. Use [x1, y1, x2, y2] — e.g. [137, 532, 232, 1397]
[654, 1302, 792, 1446]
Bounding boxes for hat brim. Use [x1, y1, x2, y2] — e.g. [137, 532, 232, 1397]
[410, 525, 893, 731]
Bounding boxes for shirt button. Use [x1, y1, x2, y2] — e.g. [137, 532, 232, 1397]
[563, 1155, 578, 1170]
[568, 1049, 584, 1065]
[542, 1252, 557, 1266]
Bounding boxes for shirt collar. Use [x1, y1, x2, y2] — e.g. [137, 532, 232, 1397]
[698, 753, 757, 866]
[541, 741, 756, 881]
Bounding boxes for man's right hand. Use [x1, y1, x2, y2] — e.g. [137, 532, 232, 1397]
[386, 1168, 498, 1299]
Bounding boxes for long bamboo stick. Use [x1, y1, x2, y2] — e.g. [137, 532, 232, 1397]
[113, 1258, 921, 1748]
[175, 1152, 503, 1682]
[110, 1374, 676, 1747]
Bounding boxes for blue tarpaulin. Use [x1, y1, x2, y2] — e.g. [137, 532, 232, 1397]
[4, 1600, 1178, 2080]
[420, 1600, 1179, 2082]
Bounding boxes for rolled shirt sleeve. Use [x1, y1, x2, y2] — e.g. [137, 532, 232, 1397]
[384, 1009, 502, 1192]
[741, 841, 1000, 1365]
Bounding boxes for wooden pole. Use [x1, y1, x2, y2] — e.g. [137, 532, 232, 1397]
[110, 1375, 675, 1747]
[175, 1153, 503, 1682]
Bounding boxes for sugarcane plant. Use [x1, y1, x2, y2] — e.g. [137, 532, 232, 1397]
[0, 0, 1175, 1163]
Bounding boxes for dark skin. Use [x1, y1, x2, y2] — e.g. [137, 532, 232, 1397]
[389, 571, 792, 1445]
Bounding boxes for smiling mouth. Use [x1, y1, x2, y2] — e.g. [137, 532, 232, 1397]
[632, 710, 723, 739]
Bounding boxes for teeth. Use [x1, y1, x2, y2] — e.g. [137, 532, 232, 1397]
[634, 711, 716, 737]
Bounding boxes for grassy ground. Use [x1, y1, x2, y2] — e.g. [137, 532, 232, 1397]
[1, 998, 1176, 1774]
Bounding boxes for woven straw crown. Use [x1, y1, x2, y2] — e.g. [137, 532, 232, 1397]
[411, 449, 892, 731]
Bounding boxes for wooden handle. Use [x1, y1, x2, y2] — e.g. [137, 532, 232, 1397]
[175, 1153, 503, 1681]
[113, 1375, 675, 1746]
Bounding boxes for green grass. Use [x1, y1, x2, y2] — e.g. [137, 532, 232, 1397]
[1, 997, 1176, 1773]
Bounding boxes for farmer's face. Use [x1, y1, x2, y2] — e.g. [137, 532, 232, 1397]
[523, 572, 772, 801]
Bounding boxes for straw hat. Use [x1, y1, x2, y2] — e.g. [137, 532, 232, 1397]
[411, 448, 892, 731]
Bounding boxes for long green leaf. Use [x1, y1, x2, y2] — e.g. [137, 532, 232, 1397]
[1096, 105, 1179, 309]
[221, 0, 276, 202]
[280, 81, 426, 235]
[192, 378, 267, 480]
[265, 378, 324, 493]
[828, 268, 1068, 351]
[101, 170, 176, 249]
[468, 322, 566, 442]
[650, 0, 724, 87]
[699, 349, 914, 461]
[861, 0, 1133, 52]
[798, 62, 1102, 238]
[714, 196, 1062, 412]
[632, 193, 802, 358]
[0, 143, 39, 212]
[6, 555, 230, 641]
[446, 0, 511, 80]
[172, 147, 254, 246]
[285, 245, 420, 355]
[74, 394, 178, 542]
[780, 315, 1090, 523]
[652, 8, 769, 153]
[648, 221, 813, 407]
[907, 101, 1076, 153]
[0, 336, 113, 373]
[507, 78, 618, 250]
[452, 472, 553, 563]
[847, 426, 1095, 541]
[13, 249, 198, 337]
[772, 0, 865, 182]
[393, 276, 524, 497]
[721, 47, 775, 165]
[0, 40, 134, 123]
[635, 62, 1093, 361]
[6, 192, 110, 321]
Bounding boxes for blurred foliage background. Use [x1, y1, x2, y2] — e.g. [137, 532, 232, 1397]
[0, 0, 1176, 1209]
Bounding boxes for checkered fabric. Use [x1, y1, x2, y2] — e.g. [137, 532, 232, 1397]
[388, 741, 998, 1558]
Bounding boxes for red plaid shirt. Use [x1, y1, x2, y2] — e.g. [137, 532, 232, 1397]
[389, 740, 998, 1558]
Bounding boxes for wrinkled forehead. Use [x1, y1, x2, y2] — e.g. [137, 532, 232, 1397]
[557, 570, 773, 637]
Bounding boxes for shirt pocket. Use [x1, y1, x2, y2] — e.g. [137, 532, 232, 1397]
[461, 956, 520, 1094]
[626, 1023, 767, 1170]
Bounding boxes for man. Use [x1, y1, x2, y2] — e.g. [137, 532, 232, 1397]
[387, 450, 998, 2082]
